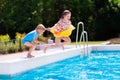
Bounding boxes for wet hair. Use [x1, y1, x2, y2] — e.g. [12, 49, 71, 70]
[36, 24, 46, 30]
[61, 10, 71, 19]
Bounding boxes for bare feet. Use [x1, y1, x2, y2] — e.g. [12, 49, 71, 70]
[44, 47, 47, 53]
[27, 53, 34, 58]
[61, 44, 64, 50]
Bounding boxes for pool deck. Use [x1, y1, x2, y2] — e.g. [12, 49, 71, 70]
[0, 41, 109, 62]
[0, 45, 87, 75]
[0, 41, 110, 61]
[0, 45, 75, 61]
[0, 42, 120, 75]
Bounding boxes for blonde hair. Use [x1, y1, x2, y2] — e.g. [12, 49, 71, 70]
[36, 24, 46, 30]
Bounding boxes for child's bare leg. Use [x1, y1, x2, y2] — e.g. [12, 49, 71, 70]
[44, 37, 71, 53]
[44, 37, 62, 53]
[61, 43, 64, 50]
[56, 37, 65, 50]
[62, 37, 71, 45]
[24, 42, 36, 58]
[59, 37, 71, 50]
[27, 45, 35, 57]
[44, 44, 58, 53]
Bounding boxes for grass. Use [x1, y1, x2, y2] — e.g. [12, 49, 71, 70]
[109, 37, 120, 44]
[70, 41, 109, 45]
[70, 37, 120, 45]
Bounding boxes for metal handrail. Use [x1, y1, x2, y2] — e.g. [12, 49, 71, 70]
[79, 31, 88, 55]
[76, 22, 88, 55]
[76, 22, 84, 47]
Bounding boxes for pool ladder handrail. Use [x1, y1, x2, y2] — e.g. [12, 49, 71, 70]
[76, 22, 88, 55]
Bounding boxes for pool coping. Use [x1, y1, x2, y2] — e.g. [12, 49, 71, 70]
[0, 44, 120, 75]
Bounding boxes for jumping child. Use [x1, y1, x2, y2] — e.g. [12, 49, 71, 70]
[44, 10, 75, 53]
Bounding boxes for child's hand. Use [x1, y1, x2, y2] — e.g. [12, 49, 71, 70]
[46, 28, 51, 31]
[38, 41, 45, 44]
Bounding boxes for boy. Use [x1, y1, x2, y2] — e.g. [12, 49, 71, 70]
[22, 24, 46, 58]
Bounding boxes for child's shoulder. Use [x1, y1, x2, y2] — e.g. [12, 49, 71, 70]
[27, 30, 36, 34]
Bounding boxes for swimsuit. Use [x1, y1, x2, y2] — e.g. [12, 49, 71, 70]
[50, 19, 75, 37]
[22, 30, 39, 45]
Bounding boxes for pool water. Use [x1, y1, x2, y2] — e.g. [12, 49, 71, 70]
[1, 51, 120, 80]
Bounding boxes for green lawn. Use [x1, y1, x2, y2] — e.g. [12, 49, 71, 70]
[70, 41, 109, 45]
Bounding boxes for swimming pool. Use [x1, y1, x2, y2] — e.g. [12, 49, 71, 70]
[1, 50, 120, 80]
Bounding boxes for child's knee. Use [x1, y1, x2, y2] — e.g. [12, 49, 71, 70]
[69, 39, 71, 43]
[66, 38, 71, 43]
[30, 44, 36, 48]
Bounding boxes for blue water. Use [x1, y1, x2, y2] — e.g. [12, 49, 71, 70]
[1, 51, 120, 80]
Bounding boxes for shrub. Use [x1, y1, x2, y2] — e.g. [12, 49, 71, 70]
[15, 32, 26, 51]
[0, 34, 10, 41]
[15, 32, 26, 40]
[0, 42, 8, 54]
[38, 35, 49, 43]
[0, 41, 19, 54]
[6, 42, 19, 53]
[0, 34, 10, 54]
[0, 33, 26, 54]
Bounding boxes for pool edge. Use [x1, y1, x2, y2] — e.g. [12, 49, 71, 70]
[0, 45, 120, 75]
[0, 47, 92, 75]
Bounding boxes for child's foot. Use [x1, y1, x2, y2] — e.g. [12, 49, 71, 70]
[61, 44, 64, 50]
[27, 54, 34, 58]
[44, 47, 47, 53]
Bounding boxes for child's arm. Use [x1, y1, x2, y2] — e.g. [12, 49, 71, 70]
[33, 38, 45, 44]
[46, 20, 62, 31]
[47, 23, 59, 30]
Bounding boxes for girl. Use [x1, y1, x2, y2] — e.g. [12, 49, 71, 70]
[44, 10, 75, 53]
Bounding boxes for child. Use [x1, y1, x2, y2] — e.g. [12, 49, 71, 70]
[44, 10, 75, 53]
[22, 24, 46, 58]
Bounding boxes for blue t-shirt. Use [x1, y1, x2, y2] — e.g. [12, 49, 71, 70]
[22, 30, 39, 45]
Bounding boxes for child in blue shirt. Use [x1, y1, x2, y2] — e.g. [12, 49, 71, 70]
[22, 24, 46, 58]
